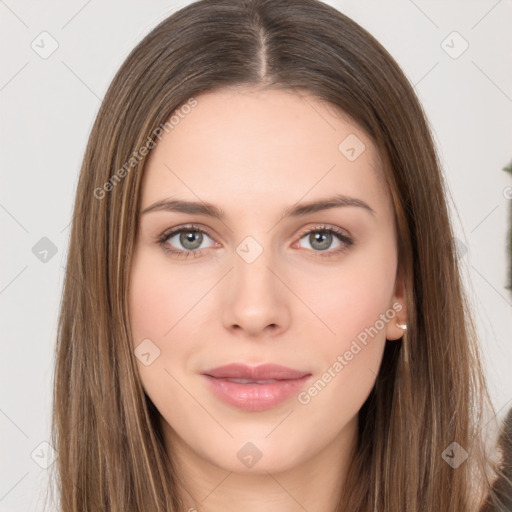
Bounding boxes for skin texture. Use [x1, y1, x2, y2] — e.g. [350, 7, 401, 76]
[128, 87, 407, 512]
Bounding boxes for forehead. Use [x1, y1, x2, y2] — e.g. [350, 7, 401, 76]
[140, 87, 390, 219]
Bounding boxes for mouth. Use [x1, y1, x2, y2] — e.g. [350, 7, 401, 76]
[201, 363, 312, 411]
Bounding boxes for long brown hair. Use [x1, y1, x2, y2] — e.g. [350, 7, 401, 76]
[48, 0, 508, 510]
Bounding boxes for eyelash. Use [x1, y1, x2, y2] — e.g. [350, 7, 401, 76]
[157, 223, 354, 259]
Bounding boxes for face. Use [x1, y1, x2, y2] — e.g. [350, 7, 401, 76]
[128, 87, 406, 477]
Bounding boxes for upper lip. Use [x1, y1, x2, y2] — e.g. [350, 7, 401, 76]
[202, 363, 310, 380]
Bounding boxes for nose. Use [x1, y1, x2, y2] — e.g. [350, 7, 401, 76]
[221, 246, 291, 338]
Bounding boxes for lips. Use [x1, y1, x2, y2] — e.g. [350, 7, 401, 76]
[202, 363, 310, 381]
[201, 363, 312, 411]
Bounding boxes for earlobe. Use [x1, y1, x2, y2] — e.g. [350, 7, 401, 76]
[386, 314, 407, 341]
[386, 272, 407, 341]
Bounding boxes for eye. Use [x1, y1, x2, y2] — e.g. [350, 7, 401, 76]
[295, 225, 353, 257]
[157, 223, 354, 259]
[157, 224, 217, 259]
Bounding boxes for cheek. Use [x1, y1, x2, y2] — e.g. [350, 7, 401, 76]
[129, 272, 171, 344]
[295, 273, 393, 426]
[298, 237, 397, 389]
[128, 251, 197, 415]
[128, 250, 190, 379]
[299, 237, 397, 341]
[128, 248, 198, 343]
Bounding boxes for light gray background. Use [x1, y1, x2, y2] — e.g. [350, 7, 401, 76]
[1, 1, 511, 510]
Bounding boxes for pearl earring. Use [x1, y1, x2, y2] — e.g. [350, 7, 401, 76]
[396, 320, 408, 364]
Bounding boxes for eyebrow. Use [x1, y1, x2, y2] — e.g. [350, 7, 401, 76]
[141, 194, 376, 219]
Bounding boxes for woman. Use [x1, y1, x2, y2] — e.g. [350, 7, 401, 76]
[49, 0, 510, 510]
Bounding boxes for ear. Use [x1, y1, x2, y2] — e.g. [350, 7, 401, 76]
[385, 270, 407, 341]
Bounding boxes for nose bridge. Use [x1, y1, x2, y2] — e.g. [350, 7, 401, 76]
[233, 234, 278, 304]
[222, 233, 290, 335]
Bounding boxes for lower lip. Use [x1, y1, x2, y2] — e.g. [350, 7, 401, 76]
[202, 375, 312, 411]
